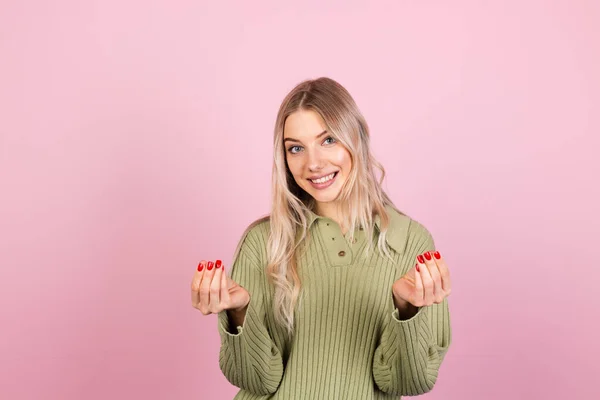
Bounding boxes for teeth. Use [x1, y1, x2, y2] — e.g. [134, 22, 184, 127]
[311, 172, 335, 184]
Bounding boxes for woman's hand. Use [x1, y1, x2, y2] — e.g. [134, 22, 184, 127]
[392, 251, 452, 309]
[191, 260, 250, 315]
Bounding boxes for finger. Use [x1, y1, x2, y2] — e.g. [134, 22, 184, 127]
[199, 261, 215, 313]
[424, 251, 444, 303]
[208, 260, 224, 312]
[191, 260, 206, 306]
[220, 265, 231, 306]
[417, 253, 434, 305]
[434, 251, 451, 294]
[414, 262, 424, 306]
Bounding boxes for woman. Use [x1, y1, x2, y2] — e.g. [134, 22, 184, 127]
[191, 77, 452, 399]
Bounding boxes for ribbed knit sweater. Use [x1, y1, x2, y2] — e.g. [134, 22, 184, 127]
[217, 205, 452, 399]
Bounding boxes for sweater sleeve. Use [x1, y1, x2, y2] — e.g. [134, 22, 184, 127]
[217, 228, 284, 395]
[372, 220, 452, 396]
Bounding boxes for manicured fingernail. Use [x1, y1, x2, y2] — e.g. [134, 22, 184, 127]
[207, 261, 214, 270]
[434, 251, 441, 259]
[424, 251, 432, 261]
[417, 255, 425, 264]
[416, 264, 420, 272]
[215, 260, 222, 269]
[197, 262, 204, 271]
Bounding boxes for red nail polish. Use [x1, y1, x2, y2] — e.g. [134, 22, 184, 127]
[216, 260, 222, 269]
[207, 261, 214, 270]
[197, 262, 204, 271]
[416, 264, 420, 272]
[434, 251, 441, 259]
[424, 252, 432, 261]
[417, 255, 425, 264]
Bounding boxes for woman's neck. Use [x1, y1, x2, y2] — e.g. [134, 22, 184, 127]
[315, 202, 347, 234]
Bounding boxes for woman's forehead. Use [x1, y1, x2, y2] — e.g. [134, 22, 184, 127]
[284, 110, 327, 139]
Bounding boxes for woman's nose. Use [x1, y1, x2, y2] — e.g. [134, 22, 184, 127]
[307, 149, 325, 170]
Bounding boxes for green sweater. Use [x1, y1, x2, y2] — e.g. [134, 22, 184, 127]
[217, 205, 452, 399]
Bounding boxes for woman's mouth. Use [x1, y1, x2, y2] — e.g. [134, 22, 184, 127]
[308, 171, 338, 190]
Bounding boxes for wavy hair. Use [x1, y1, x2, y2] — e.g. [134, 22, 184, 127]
[257, 77, 403, 338]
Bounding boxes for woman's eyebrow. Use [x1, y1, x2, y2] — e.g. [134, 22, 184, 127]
[284, 130, 328, 144]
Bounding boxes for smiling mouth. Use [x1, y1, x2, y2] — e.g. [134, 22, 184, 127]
[308, 171, 338, 183]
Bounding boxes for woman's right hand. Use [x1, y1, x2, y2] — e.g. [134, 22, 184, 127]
[191, 260, 250, 315]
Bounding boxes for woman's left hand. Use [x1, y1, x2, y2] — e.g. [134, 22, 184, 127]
[392, 251, 452, 309]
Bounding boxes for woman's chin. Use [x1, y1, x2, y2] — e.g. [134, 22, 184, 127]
[308, 189, 342, 203]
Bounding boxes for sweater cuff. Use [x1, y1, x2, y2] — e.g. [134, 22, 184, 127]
[390, 305, 433, 345]
[392, 306, 424, 323]
[218, 295, 261, 339]
[218, 308, 242, 336]
[390, 305, 440, 379]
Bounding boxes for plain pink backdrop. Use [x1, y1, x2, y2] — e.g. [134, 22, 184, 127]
[1, 1, 598, 399]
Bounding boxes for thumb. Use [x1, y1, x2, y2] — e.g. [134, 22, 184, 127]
[225, 270, 236, 289]
[220, 268, 231, 304]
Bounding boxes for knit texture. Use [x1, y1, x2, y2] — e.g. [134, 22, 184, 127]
[217, 206, 452, 399]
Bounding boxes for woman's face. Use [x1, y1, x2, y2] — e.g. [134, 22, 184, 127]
[283, 109, 352, 205]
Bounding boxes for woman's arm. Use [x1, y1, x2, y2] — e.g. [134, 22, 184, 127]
[217, 229, 284, 395]
[372, 221, 452, 395]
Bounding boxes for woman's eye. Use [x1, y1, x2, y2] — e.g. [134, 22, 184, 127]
[287, 137, 335, 154]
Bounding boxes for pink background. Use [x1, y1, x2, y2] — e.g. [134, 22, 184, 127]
[1, 1, 598, 399]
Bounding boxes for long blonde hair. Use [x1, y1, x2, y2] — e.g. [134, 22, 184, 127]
[260, 77, 403, 338]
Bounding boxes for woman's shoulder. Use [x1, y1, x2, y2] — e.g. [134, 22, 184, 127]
[384, 205, 435, 254]
[242, 214, 271, 242]
[231, 214, 271, 261]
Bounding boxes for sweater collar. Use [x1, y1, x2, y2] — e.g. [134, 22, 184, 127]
[304, 204, 410, 254]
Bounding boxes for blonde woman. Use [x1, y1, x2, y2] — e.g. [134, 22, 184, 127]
[191, 77, 452, 399]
